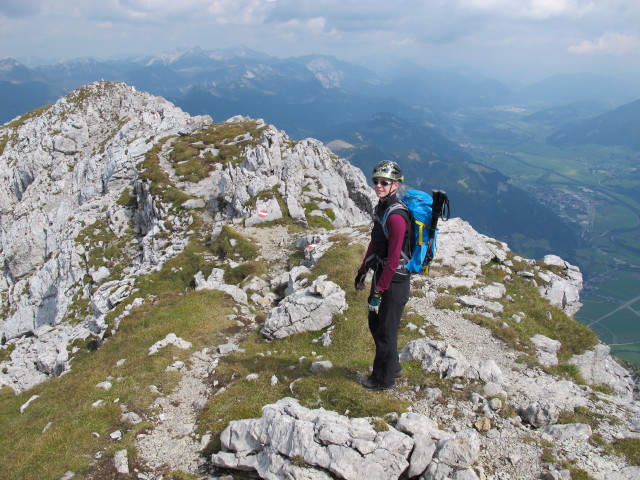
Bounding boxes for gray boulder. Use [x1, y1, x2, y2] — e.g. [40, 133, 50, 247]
[194, 269, 248, 305]
[407, 434, 437, 478]
[399, 338, 504, 383]
[0, 323, 93, 393]
[297, 234, 334, 267]
[570, 344, 635, 401]
[531, 334, 561, 367]
[453, 468, 480, 480]
[518, 401, 559, 428]
[538, 255, 583, 316]
[244, 197, 283, 227]
[542, 423, 592, 441]
[114, 449, 129, 474]
[261, 275, 346, 340]
[435, 429, 481, 469]
[211, 397, 414, 480]
[395, 412, 447, 439]
[423, 462, 453, 480]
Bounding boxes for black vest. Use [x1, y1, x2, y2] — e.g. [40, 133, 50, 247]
[369, 194, 412, 273]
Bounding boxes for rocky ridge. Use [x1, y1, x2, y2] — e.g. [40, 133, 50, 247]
[0, 81, 371, 392]
[202, 219, 638, 480]
[0, 83, 638, 480]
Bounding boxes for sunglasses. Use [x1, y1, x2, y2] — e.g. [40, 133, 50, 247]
[372, 179, 395, 186]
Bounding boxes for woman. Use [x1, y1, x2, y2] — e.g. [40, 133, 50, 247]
[355, 160, 412, 390]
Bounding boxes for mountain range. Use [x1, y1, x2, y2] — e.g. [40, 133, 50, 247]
[547, 99, 640, 150]
[2, 46, 640, 263]
[3, 46, 640, 128]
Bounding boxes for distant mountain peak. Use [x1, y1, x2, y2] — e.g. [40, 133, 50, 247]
[0, 57, 23, 67]
[0, 57, 28, 73]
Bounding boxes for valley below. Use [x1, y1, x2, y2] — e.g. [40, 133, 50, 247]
[455, 107, 640, 365]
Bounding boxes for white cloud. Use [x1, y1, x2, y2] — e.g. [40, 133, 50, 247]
[277, 16, 325, 29]
[525, 0, 594, 19]
[457, 0, 593, 19]
[391, 37, 416, 47]
[569, 32, 640, 55]
[81, 0, 272, 25]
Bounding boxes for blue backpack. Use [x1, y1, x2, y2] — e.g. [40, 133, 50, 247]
[381, 189, 450, 274]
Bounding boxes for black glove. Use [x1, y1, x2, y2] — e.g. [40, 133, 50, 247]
[355, 272, 366, 290]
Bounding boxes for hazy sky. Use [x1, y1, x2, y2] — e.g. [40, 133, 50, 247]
[1, 0, 639, 83]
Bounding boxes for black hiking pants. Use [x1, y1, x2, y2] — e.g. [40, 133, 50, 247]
[368, 275, 411, 388]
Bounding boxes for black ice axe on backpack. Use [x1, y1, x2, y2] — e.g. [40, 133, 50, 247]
[424, 189, 450, 268]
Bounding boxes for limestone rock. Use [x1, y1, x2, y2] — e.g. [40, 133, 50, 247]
[531, 334, 561, 367]
[607, 466, 640, 480]
[90, 266, 110, 284]
[19, 394, 40, 414]
[114, 450, 129, 474]
[121, 411, 143, 424]
[297, 234, 334, 267]
[538, 255, 583, 316]
[435, 429, 481, 469]
[458, 295, 504, 313]
[0, 322, 93, 393]
[194, 268, 248, 305]
[211, 126, 374, 229]
[399, 338, 504, 383]
[453, 468, 480, 480]
[245, 197, 283, 227]
[310, 361, 333, 372]
[0, 81, 206, 342]
[518, 401, 559, 428]
[542, 423, 592, 441]
[570, 344, 635, 401]
[395, 412, 446, 439]
[261, 275, 346, 340]
[430, 220, 582, 317]
[211, 397, 414, 480]
[410, 435, 437, 477]
[148, 333, 193, 355]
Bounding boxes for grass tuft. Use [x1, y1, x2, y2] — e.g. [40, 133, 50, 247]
[612, 438, 640, 466]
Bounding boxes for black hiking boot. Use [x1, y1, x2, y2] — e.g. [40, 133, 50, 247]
[361, 376, 394, 391]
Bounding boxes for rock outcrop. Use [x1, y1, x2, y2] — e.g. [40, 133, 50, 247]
[424, 218, 583, 317]
[212, 397, 414, 479]
[211, 397, 483, 480]
[210, 117, 373, 227]
[400, 337, 505, 384]
[0, 81, 206, 342]
[570, 344, 636, 401]
[0, 81, 373, 393]
[261, 275, 347, 340]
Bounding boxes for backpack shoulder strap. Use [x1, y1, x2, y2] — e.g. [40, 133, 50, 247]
[380, 202, 409, 238]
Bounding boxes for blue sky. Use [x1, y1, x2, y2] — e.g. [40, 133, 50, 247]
[1, 0, 639, 83]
